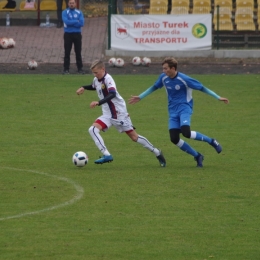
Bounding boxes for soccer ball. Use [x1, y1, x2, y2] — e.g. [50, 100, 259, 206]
[115, 58, 124, 67]
[132, 56, 141, 66]
[141, 57, 148, 66]
[28, 60, 38, 70]
[108, 57, 116, 67]
[72, 151, 88, 167]
[145, 57, 151, 66]
[141, 57, 151, 66]
[0, 37, 9, 49]
[8, 38, 15, 48]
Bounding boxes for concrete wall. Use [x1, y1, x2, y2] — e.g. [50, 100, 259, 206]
[106, 49, 260, 58]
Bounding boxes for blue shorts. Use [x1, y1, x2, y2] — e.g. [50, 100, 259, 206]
[169, 112, 192, 130]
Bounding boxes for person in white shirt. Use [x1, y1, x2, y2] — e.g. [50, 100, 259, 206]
[76, 60, 166, 166]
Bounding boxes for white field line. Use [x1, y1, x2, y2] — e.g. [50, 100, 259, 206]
[0, 167, 84, 221]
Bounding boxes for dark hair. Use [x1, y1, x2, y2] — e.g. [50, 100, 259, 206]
[162, 57, 178, 70]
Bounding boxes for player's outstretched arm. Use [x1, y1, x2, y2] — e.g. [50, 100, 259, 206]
[129, 85, 157, 104]
[129, 95, 141, 104]
[76, 87, 85, 95]
[219, 97, 229, 104]
[77, 85, 95, 95]
[200, 87, 229, 104]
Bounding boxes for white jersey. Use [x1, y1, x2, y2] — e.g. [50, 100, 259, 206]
[92, 72, 128, 119]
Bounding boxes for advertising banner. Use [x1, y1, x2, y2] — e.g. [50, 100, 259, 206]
[111, 14, 212, 51]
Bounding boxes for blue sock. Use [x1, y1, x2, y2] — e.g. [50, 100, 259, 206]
[177, 139, 198, 157]
[191, 131, 212, 144]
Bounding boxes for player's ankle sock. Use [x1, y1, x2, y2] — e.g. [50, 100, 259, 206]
[152, 148, 160, 157]
[177, 139, 198, 157]
[103, 150, 111, 156]
[191, 131, 212, 144]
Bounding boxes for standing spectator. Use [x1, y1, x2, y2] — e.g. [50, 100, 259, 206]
[117, 0, 146, 14]
[62, 0, 85, 75]
[56, 0, 68, 28]
[167, 0, 172, 14]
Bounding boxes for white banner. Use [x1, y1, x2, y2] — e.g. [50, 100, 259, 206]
[111, 15, 212, 51]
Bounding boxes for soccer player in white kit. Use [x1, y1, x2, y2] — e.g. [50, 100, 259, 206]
[129, 57, 229, 167]
[76, 60, 166, 166]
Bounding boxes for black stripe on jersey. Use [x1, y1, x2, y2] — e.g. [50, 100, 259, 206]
[101, 79, 117, 119]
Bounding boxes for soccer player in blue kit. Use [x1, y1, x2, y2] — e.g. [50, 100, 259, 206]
[129, 57, 229, 167]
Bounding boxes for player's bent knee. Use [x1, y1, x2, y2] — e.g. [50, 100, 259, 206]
[126, 130, 138, 142]
[170, 136, 180, 145]
[88, 125, 95, 134]
[169, 129, 181, 145]
[182, 131, 191, 138]
[181, 126, 191, 138]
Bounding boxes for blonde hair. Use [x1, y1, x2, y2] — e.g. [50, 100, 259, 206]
[90, 60, 105, 70]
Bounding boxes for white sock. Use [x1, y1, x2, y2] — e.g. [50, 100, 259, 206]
[136, 135, 160, 156]
[88, 126, 110, 155]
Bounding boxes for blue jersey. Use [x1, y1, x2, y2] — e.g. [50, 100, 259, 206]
[62, 8, 84, 33]
[154, 72, 204, 115]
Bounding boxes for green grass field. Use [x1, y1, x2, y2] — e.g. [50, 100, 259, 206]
[0, 74, 259, 260]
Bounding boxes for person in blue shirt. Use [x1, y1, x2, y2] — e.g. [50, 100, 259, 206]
[62, 0, 84, 74]
[129, 57, 229, 167]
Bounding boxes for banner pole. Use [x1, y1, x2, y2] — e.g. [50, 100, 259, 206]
[107, 0, 113, 50]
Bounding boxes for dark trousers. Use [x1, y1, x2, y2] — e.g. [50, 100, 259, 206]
[167, 0, 172, 13]
[64, 32, 83, 71]
[57, 0, 68, 23]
